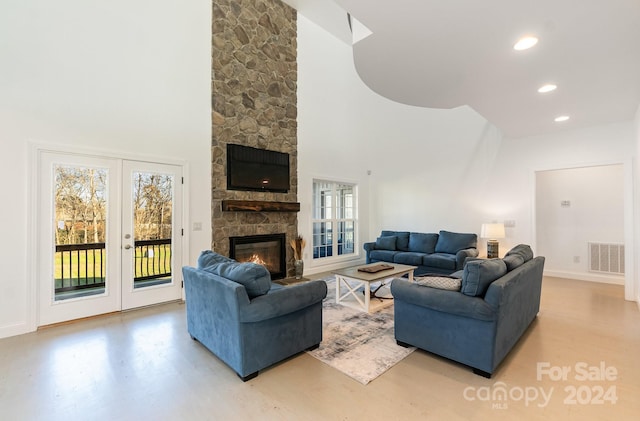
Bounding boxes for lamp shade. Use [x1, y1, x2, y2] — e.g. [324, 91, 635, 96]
[480, 223, 505, 240]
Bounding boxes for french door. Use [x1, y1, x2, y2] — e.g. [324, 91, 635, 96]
[38, 151, 183, 326]
[121, 160, 182, 310]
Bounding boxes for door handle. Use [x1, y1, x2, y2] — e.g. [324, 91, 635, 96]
[124, 244, 132, 250]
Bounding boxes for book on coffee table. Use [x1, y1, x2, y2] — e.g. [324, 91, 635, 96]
[357, 263, 394, 273]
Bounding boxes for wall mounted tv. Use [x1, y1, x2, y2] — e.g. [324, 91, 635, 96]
[227, 144, 290, 193]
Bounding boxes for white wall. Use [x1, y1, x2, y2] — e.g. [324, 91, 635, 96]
[498, 123, 635, 299]
[297, 14, 504, 273]
[635, 104, 640, 304]
[297, 13, 638, 301]
[0, 0, 212, 338]
[536, 165, 625, 284]
[297, 14, 372, 273]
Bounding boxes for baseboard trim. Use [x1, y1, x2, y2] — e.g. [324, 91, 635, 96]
[544, 270, 624, 285]
[0, 322, 33, 339]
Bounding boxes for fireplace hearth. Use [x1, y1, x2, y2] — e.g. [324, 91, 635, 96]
[230, 233, 286, 280]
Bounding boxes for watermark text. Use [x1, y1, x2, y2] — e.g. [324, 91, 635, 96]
[462, 361, 618, 409]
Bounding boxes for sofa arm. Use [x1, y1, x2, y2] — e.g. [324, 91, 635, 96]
[363, 242, 376, 263]
[456, 248, 479, 269]
[390, 278, 495, 321]
[484, 257, 544, 311]
[363, 242, 376, 252]
[239, 280, 328, 323]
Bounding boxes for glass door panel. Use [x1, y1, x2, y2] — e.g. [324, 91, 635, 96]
[54, 165, 108, 300]
[39, 152, 120, 326]
[131, 171, 173, 289]
[121, 161, 182, 310]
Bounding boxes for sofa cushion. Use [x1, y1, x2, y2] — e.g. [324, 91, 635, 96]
[382, 230, 410, 251]
[197, 250, 234, 269]
[422, 253, 457, 270]
[435, 230, 478, 254]
[414, 275, 462, 291]
[200, 261, 272, 299]
[505, 244, 534, 262]
[503, 254, 525, 271]
[409, 232, 439, 254]
[394, 252, 427, 266]
[369, 249, 399, 262]
[461, 259, 508, 297]
[376, 236, 397, 250]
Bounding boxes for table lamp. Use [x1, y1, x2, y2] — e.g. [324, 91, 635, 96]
[481, 223, 506, 258]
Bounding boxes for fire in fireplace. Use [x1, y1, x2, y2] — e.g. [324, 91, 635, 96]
[229, 233, 286, 279]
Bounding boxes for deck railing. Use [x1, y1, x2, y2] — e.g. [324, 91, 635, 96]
[54, 239, 172, 294]
[55, 242, 106, 293]
[132, 239, 172, 282]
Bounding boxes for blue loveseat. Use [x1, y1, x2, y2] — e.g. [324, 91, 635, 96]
[390, 244, 544, 377]
[182, 251, 327, 381]
[364, 230, 479, 275]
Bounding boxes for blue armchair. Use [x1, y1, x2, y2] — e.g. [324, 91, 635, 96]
[183, 251, 327, 381]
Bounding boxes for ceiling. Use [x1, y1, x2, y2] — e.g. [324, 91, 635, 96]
[283, 0, 640, 138]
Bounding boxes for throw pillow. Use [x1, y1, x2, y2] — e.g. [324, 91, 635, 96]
[395, 232, 410, 251]
[200, 260, 272, 298]
[376, 236, 397, 251]
[461, 258, 507, 297]
[434, 230, 478, 254]
[505, 244, 534, 262]
[197, 250, 234, 269]
[414, 276, 461, 291]
[503, 254, 525, 271]
[382, 230, 410, 251]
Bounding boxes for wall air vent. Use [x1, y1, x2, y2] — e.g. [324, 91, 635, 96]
[588, 242, 625, 275]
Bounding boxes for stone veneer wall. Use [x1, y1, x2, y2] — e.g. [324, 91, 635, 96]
[212, 0, 299, 277]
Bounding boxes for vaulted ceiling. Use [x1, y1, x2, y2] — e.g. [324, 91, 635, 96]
[284, 0, 640, 138]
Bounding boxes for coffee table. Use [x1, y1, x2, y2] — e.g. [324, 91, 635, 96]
[333, 263, 417, 313]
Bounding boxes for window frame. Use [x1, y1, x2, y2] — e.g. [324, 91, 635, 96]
[311, 179, 358, 262]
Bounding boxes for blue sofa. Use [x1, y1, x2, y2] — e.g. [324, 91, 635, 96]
[364, 230, 479, 275]
[182, 251, 327, 381]
[390, 245, 544, 377]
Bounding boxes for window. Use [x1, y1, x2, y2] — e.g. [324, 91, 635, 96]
[312, 180, 357, 260]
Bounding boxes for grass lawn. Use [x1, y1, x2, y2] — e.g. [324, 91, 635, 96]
[54, 246, 172, 289]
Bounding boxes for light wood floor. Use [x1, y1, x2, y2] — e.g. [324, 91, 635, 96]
[1, 276, 638, 420]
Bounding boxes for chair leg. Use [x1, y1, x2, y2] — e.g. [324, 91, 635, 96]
[238, 371, 259, 382]
[396, 340, 411, 348]
[306, 343, 320, 351]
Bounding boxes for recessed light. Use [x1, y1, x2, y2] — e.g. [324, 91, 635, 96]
[514, 36, 538, 51]
[538, 84, 557, 93]
[554, 116, 570, 122]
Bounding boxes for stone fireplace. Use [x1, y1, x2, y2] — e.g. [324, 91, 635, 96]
[211, 0, 299, 278]
[230, 233, 286, 279]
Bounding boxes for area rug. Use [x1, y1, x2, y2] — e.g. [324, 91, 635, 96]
[306, 277, 415, 385]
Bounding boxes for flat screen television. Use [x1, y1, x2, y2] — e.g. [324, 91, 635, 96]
[227, 144, 290, 193]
